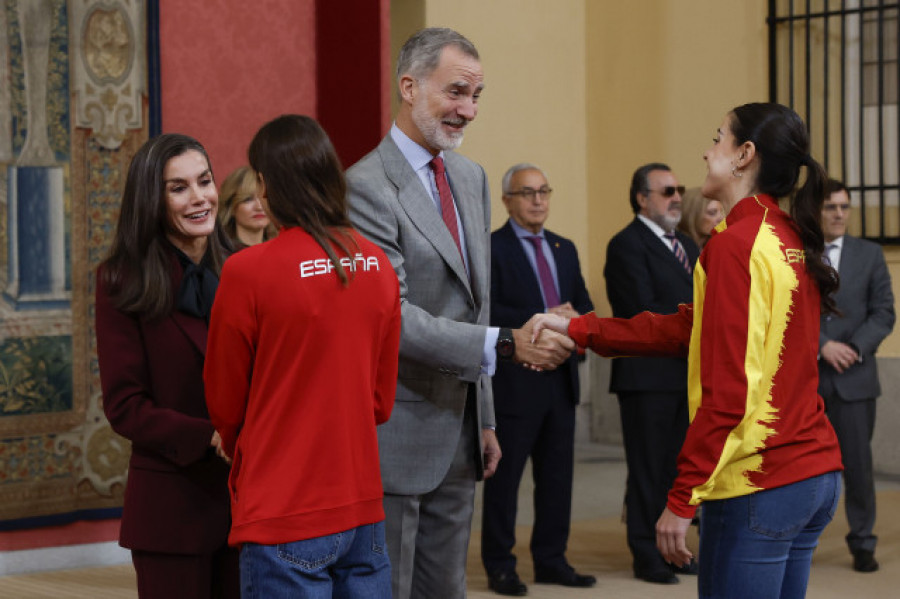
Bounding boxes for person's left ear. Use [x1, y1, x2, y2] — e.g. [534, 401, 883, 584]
[737, 141, 756, 167]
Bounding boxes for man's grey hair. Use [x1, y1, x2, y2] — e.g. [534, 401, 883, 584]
[502, 163, 548, 195]
[396, 27, 479, 82]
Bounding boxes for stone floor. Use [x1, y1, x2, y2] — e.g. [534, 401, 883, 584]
[2, 442, 899, 598]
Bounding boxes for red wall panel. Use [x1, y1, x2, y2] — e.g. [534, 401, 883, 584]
[159, 0, 317, 180]
[315, 0, 391, 168]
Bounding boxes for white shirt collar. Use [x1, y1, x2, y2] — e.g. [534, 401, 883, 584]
[637, 214, 670, 239]
[390, 123, 441, 172]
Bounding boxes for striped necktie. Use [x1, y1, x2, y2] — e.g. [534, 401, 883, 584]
[663, 232, 692, 274]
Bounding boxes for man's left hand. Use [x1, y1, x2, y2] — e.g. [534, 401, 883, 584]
[482, 428, 502, 479]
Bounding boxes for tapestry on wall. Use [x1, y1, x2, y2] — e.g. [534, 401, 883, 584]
[0, 0, 150, 526]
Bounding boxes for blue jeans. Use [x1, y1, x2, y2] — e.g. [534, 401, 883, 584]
[698, 471, 841, 599]
[239, 521, 391, 599]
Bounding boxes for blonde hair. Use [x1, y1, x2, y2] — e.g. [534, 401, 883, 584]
[218, 166, 275, 244]
[678, 187, 713, 248]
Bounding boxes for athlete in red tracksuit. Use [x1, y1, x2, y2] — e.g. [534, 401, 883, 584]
[204, 111, 401, 599]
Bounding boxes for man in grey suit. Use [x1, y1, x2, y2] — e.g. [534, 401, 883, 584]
[819, 178, 895, 573]
[346, 28, 574, 599]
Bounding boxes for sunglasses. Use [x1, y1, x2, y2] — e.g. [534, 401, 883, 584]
[647, 185, 686, 198]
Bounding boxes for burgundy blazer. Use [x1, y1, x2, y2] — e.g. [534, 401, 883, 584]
[95, 260, 231, 554]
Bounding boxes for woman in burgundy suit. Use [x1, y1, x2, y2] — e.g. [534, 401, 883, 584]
[95, 134, 239, 598]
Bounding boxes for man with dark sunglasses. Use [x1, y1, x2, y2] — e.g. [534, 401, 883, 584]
[604, 163, 700, 585]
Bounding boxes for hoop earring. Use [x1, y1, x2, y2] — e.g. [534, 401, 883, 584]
[731, 166, 743, 178]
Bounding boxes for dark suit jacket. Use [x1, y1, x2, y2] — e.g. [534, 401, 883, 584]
[95, 258, 231, 554]
[818, 235, 895, 401]
[604, 217, 699, 392]
[490, 221, 594, 409]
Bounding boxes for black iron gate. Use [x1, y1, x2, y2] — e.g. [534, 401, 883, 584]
[768, 0, 900, 242]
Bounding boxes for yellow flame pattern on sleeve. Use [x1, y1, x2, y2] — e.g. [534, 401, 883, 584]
[687, 214, 799, 505]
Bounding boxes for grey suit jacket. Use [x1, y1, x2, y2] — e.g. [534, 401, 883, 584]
[818, 235, 895, 401]
[346, 133, 494, 496]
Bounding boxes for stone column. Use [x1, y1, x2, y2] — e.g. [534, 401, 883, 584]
[5, 0, 69, 310]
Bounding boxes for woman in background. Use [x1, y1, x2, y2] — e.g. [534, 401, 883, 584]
[218, 165, 275, 250]
[532, 103, 843, 599]
[95, 134, 238, 599]
[204, 114, 400, 598]
[678, 187, 724, 248]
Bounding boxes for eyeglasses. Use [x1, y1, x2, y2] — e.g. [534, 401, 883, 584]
[506, 187, 553, 200]
[646, 185, 685, 198]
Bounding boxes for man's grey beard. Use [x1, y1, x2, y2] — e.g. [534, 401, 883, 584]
[411, 98, 465, 152]
[655, 212, 682, 232]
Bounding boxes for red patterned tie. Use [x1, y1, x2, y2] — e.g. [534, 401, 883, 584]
[663, 232, 692, 274]
[429, 156, 464, 260]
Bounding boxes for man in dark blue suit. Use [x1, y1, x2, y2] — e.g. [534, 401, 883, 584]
[481, 163, 595, 596]
[605, 163, 699, 585]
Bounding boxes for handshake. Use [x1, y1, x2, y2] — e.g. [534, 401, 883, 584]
[510, 304, 580, 371]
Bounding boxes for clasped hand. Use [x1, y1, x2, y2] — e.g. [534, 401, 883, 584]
[512, 313, 575, 371]
[821, 340, 859, 374]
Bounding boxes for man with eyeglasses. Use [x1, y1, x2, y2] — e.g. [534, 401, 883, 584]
[604, 163, 699, 585]
[481, 163, 595, 596]
[818, 178, 895, 573]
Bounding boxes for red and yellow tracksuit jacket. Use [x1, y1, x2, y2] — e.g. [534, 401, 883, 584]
[571, 194, 842, 518]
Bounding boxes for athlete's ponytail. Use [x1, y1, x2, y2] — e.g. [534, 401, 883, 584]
[729, 103, 838, 314]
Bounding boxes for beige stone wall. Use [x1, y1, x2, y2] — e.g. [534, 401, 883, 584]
[584, 0, 769, 314]
[419, 0, 590, 271]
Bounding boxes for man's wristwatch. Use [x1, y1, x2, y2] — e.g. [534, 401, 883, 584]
[496, 327, 516, 361]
